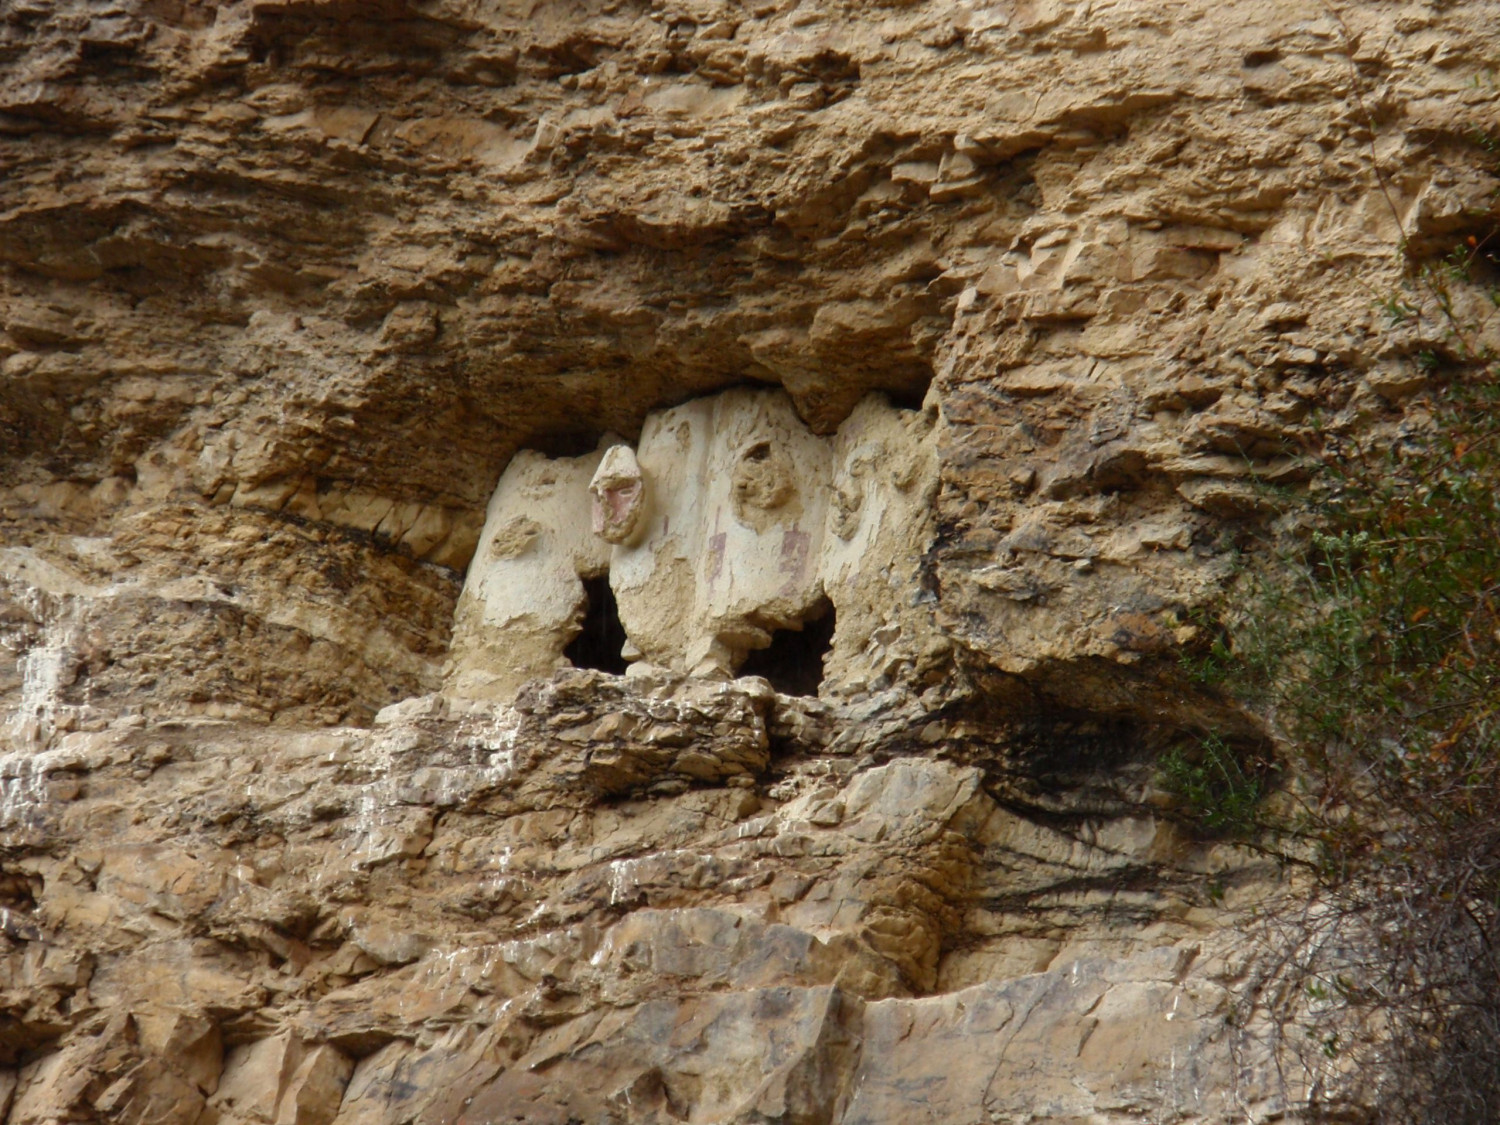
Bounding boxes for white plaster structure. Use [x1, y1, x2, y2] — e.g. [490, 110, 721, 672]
[442, 448, 609, 702]
[443, 388, 944, 701]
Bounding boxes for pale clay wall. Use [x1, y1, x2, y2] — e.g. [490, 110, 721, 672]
[443, 388, 946, 701]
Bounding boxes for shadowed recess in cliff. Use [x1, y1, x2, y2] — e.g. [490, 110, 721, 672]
[565, 574, 630, 675]
[739, 599, 835, 697]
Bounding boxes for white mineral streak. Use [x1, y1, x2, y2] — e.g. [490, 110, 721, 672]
[9, 629, 73, 749]
[0, 755, 48, 834]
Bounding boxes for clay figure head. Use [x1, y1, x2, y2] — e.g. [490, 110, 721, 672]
[730, 439, 797, 531]
[589, 444, 646, 544]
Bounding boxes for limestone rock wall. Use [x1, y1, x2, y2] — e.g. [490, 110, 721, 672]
[0, 0, 1498, 1121]
[0, 686, 1281, 1124]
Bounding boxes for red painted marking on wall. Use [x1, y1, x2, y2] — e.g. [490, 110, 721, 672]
[779, 526, 810, 594]
[708, 532, 726, 582]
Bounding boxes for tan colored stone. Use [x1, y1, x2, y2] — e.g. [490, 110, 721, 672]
[134, 1008, 223, 1095]
[2, 0, 1495, 1119]
[212, 1034, 352, 1125]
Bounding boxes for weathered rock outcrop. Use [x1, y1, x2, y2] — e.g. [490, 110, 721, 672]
[2, 0, 1498, 1120]
[0, 689, 1276, 1124]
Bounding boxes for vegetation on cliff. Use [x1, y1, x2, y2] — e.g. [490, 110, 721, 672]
[1178, 219, 1500, 1121]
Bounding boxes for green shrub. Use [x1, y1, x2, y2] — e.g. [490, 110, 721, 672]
[1198, 231, 1500, 1121]
[1157, 733, 1268, 838]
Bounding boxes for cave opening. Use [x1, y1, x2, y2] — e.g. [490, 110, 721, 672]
[564, 575, 630, 675]
[739, 600, 835, 697]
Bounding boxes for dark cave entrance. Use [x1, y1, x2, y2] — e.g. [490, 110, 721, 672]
[738, 600, 835, 697]
[565, 575, 630, 675]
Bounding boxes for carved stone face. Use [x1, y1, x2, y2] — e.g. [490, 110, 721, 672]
[730, 440, 795, 529]
[589, 444, 646, 544]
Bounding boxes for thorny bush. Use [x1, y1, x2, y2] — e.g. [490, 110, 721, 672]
[1183, 227, 1500, 1123]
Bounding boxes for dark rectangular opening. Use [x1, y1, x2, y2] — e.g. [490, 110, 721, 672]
[564, 575, 630, 675]
[738, 599, 834, 697]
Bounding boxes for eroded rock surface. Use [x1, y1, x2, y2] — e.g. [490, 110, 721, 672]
[2, 0, 1499, 1119]
[0, 691, 1283, 1124]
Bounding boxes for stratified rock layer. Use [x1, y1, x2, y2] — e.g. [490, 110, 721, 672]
[1, 0, 1498, 1120]
[1, 684, 1275, 1124]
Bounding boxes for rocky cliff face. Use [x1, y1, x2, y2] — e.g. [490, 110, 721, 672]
[2, 0, 1499, 1121]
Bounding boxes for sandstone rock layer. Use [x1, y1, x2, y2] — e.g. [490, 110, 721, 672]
[2, 0, 1498, 1120]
